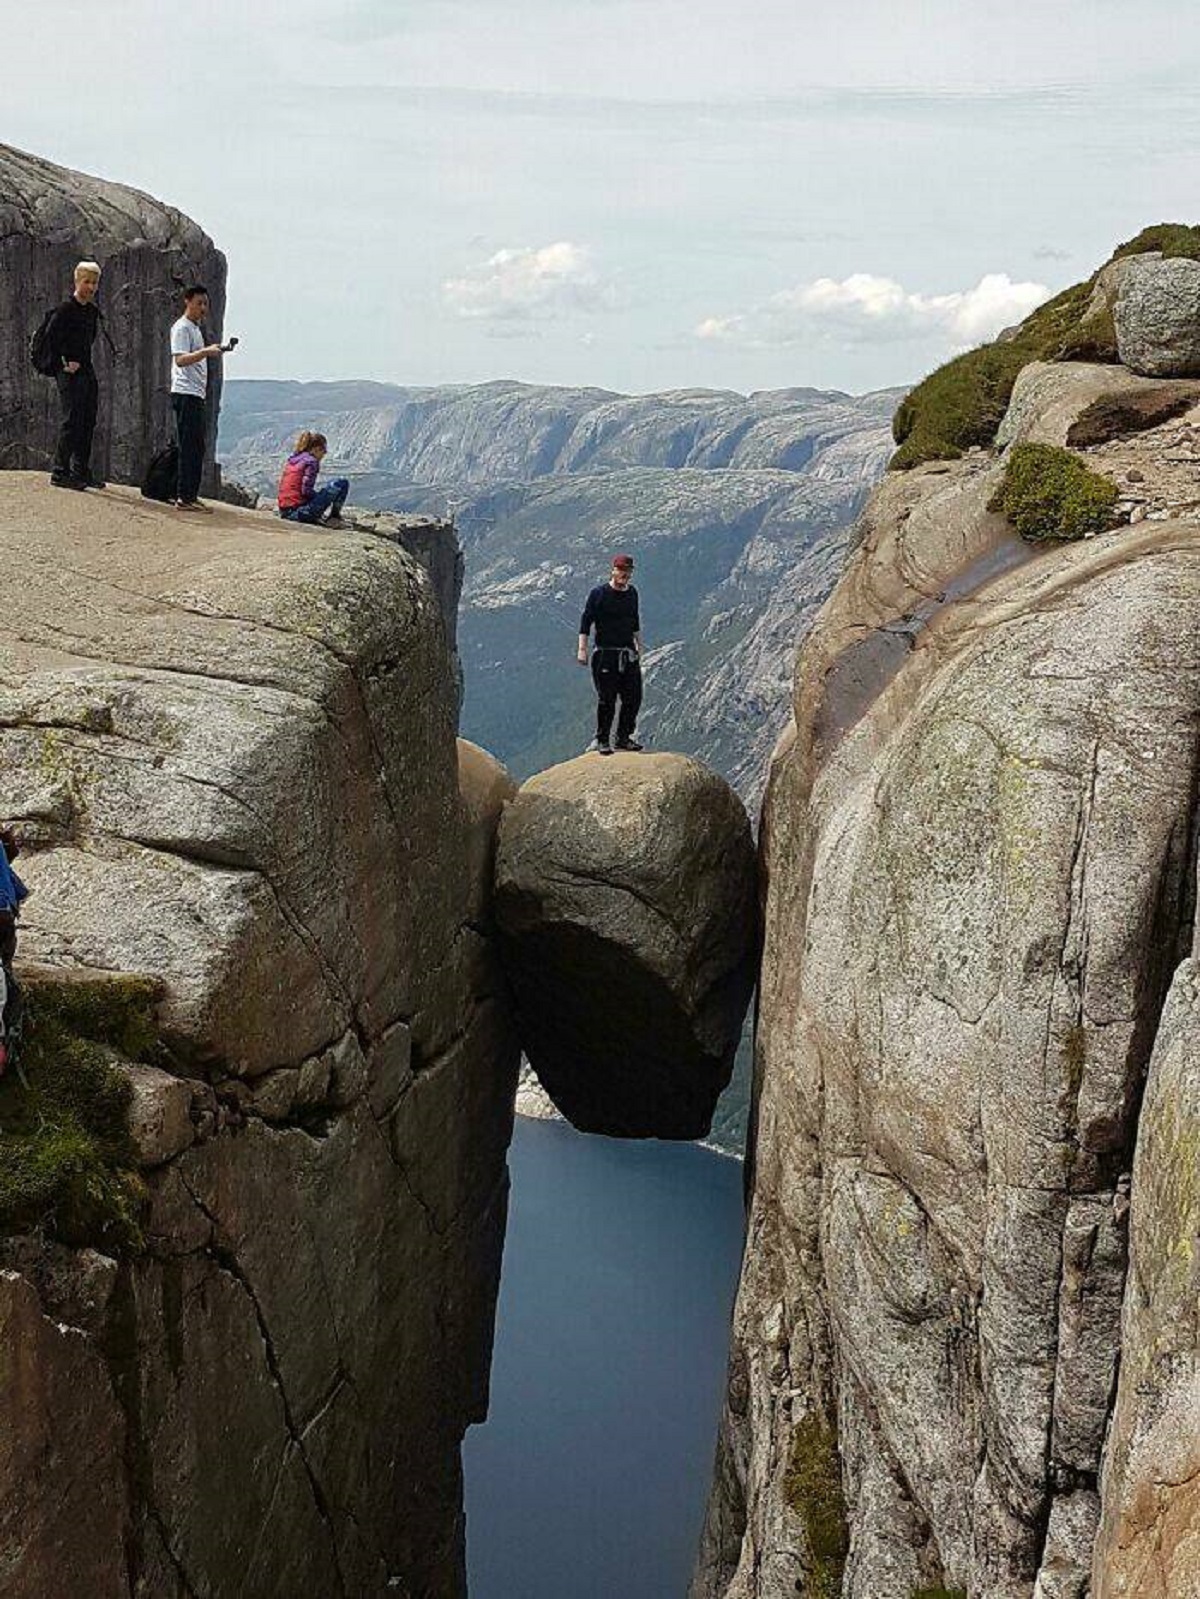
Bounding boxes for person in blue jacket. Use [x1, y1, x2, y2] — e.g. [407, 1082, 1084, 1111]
[0, 831, 28, 1074]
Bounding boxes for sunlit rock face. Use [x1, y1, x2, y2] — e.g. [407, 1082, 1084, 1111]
[695, 358, 1200, 1599]
[495, 751, 758, 1140]
[0, 477, 519, 1598]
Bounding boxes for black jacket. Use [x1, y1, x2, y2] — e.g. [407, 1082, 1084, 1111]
[48, 297, 100, 371]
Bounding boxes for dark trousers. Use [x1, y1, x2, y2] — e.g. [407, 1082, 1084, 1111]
[282, 479, 350, 524]
[592, 649, 643, 743]
[0, 910, 16, 967]
[54, 368, 99, 477]
[172, 393, 207, 502]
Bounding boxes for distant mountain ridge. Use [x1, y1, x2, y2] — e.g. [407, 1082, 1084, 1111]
[220, 377, 903, 802]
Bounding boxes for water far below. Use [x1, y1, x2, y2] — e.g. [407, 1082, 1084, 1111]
[464, 1116, 746, 1598]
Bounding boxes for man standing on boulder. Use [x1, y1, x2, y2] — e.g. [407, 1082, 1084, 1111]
[578, 554, 644, 755]
[169, 284, 231, 511]
[47, 261, 103, 490]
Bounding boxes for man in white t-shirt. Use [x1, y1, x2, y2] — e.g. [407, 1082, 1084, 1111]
[169, 285, 232, 510]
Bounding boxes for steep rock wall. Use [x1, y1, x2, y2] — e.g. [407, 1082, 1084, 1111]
[0, 475, 518, 1596]
[696, 364, 1200, 1597]
[0, 143, 227, 489]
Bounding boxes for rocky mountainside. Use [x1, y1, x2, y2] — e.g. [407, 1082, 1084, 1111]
[220, 379, 899, 803]
[0, 143, 227, 489]
[696, 240, 1200, 1598]
[0, 476, 517, 1596]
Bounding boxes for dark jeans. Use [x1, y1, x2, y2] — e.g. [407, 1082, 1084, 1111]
[0, 910, 16, 967]
[172, 393, 207, 502]
[54, 368, 99, 478]
[592, 648, 642, 743]
[281, 479, 350, 525]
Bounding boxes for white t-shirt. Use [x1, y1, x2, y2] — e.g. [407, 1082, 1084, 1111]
[170, 315, 207, 398]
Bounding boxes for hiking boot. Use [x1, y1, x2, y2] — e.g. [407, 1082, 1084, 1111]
[588, 738, 613, 756]
[174, 499, 211, 513]
[615, 738, 644, 752]
[50, 473, 87, 491]
[324, 515, 347, 529]
[75, 471, 105, 490]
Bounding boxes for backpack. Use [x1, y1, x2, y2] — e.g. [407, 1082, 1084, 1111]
[29, 308, 60, 376]
[29, 302, 118, 377]
[141, 443, 179, 502]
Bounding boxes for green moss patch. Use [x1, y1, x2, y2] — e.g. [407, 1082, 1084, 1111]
[912, 1588, 968, 1599]
[890, 279, 1117, 471]
[1112, 224, 1200, 262]
[989, 443, 1119, 543]
[889, 223, 1200, 471]
[783, 1413, 849, 1599]
[0, 972, 161, 1250]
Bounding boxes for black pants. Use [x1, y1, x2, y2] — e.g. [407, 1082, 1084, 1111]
[54, 369, 99, 478]
[172, 393, 207, 503]
[592, 649, 642, 743]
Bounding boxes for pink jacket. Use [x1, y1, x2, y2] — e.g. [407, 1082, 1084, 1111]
[278, 450, 319, 510]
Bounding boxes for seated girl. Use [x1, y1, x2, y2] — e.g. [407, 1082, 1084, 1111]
[277, 431, 350, 526]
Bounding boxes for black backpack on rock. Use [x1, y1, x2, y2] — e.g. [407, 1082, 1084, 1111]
[141, 444, 179, 502]
[29, 309, 60, 376]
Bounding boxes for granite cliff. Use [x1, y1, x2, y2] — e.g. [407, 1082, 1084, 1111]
[696, 236, 1200, 1599]
[0, 142, 227, 490]
[0, 476, 518, 1596]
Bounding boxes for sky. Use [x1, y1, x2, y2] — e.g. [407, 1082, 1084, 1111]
[4, 0, 1199, 396]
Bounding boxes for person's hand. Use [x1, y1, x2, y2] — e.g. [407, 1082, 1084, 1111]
[204, 343, 225, 359]
[577, 646, 588, 665]
[64, 360, 81, 374]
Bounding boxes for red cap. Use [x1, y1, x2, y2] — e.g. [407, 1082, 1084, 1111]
[611, 553, 634, 570]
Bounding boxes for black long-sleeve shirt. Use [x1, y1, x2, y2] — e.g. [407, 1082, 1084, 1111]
[580, 583, 641, 648]
[47, 297, 100, 371]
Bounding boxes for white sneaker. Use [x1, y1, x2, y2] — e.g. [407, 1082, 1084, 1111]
[587, 738, 613, 755]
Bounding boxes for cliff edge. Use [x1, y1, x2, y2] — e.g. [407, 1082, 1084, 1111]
[696, 245, 1200, 1598]
[0, 475, 518, 1597]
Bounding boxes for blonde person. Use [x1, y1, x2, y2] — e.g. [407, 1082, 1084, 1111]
[47, 261, 103, 490]
[276, 432, 349, 527]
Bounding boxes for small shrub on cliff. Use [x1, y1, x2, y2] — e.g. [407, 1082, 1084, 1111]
[0, 973, 160, 1249]
[783, 1413, 849, 1599]
[989, 443, 1119, 543]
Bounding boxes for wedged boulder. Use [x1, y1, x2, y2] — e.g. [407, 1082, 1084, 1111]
[495, 752, 758, 1139]
[1115, 255, 1200, 376]
[1093, 958, 1200, 1599]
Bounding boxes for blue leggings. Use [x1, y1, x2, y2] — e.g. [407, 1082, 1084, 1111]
[282, 478, 349, 524]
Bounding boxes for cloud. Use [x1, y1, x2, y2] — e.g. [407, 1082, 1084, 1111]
[696, 271, 1052, 350]
[442, 241, 618, 321]
[1032, 244, 1073, 262]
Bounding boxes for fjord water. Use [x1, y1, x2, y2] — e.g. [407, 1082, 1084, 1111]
[464, 1116, 746, 1598]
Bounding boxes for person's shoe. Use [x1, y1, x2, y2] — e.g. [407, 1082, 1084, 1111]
[174, 499, 211, 513]
[588, 738, 613, 755]
[73, 468, 105, 489]
[50, 473, 87, 491]
[324, 515, 346, 529]
[615, 738, 644, 752]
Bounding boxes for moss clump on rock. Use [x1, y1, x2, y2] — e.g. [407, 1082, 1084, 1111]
[911, 1589, 968, 1599]
[890, 279, 1116, 471]
[989, 443, 1119, 543]
[0, 972, 160, 1250]
[1112, 223, 1200, 261]
[783, 1413, 849, 1599]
